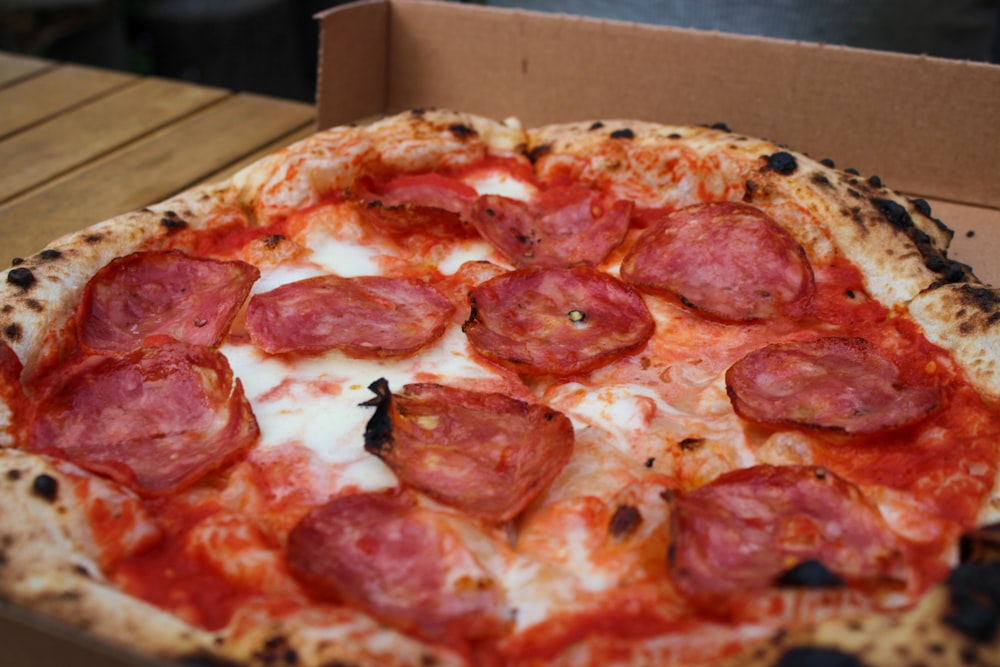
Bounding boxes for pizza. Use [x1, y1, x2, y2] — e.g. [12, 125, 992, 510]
[1, 108, 999, 667]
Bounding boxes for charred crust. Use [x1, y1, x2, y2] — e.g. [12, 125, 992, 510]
[6, 469, 21, 481]
[811, 173, 832, 187]
[774, 559, 846, 588]
[871, 197, 971, 283]
[867, 175, 883, 188]
[774, 646, 866, 667]
[38, 249, 62, 261]
[608, 504, 642, 539]
[667, 132, 682, 140]
[588, 121, 605, 131]
[6, 267, 36, 291]
[160, 210, 190, 231]
[960, 523, 1000, 564]
[644, 457, 655, 468]
[24, 298, 43, 311]
[252, 635, 300, 665]
[527, 143, 552, 163]
[708, 122, 732, 132]
[180, 654, 245, 667]
[944, 561, 1000, 642]
[762, 151, 797, 175]
[820, 158, 836, 168]
[610, 128, 635, 140]
[263, 234, 287, 249]
[448, 123, 478, 140]
[947, 284, 1000, 334]
[31, 473, 58, 501]
[84, 234, 104, 244]
[911, 198, 933, 217]
[362, 378, 394, 458]
[10, 258, 24, 266]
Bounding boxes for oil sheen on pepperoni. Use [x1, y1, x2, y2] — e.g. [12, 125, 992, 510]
[246, 274, 455, 357]
[668, 465, 905, 609]
[26, 342, 258, 495]
[463, 266, 654, 376]
[286, 490, 505, 641]
[77, 250, 259, 352]
[363, 379, 574, 522]
[726, 337, 942, 434]
[471, 184, 632, 267]
[620, 202, 814, 321]
[352, 173, 479, 236]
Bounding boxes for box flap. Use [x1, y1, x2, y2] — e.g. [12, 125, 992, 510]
[317, 0, 1000, 211]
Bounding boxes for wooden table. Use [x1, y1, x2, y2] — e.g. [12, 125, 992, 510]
[0, 51, 316, 263]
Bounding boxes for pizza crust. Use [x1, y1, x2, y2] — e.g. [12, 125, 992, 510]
[2, 108, 999, 667]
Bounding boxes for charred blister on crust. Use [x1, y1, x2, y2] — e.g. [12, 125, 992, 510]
[588, 121, 605, 131]
[960, 523, 1000, 564]
[31, 473, 58, 501]
[6, 267, 36, 291]
[949, 285, 1000, 335]
[871, 197, 971, 284]
[773, 646, 866, 667]
[160, 210, 190, 231]
[527, 143, 552, 163]
[448, 123, 478, 140]
[37, 249, 62, 261]
[4, 323, 22, 342]
[610, 128, 635, 140]
[762, 151, 798, 175]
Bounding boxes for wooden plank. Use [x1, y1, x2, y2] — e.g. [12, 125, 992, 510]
[0, 77, 229, 203]
[198, 124, 317, 184]
[0, 93, 315, 260]
[0, 52, 51, 87]
[0, 64, 134, 138]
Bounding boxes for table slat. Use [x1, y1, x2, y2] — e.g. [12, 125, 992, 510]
[0, 77, 229, 203]
[1, 93, 315, 260]
[0, 64, 134, 138]
[0, 52, 51, 87]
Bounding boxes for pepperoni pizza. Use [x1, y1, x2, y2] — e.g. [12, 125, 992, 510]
[2, 109, 1000, 666]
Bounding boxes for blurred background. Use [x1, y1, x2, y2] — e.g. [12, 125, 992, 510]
[1, 0, 999, 102]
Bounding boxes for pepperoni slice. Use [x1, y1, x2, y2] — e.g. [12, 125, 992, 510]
[77, 250, 259, 353]
[286, 490, 506, 642]
[471, 184, 632, 267]
[668, 465, 905, 609]
[352, 173, 478, 236]
[726, 337, 942, 434]
[463, 266, 654, 376]
[620, 202, 814, 321]
[27, 343, 258, 495]
[363, 379, 574, 522]
[246, 275, 455, 357]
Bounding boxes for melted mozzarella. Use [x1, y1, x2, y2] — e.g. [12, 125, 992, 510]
[464, 170, 536, 201]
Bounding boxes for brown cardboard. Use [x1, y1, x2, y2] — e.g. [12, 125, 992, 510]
[3, 1, 1000, 664]
[317, 0, 1000, 285]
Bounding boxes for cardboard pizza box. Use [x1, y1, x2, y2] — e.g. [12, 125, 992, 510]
[2, 1, 1000, 665]
[316, 0, 1000, 286]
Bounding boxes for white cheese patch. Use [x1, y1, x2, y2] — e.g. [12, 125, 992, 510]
[464, 170, 536, 201]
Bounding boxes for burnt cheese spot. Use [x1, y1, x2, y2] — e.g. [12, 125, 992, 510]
[775, 559, 846, 588]
[762, 151, 798, 175]
[6, 267, 36, 291]
[679, 437, 704, 451]
[361, 378, 395, 457]
[32, 473, 59, 501]
[608, 504, 642, 539]
[610, 128, 635, 140]
[944, 561, 1000, 642]
[263, 234, 287, 249]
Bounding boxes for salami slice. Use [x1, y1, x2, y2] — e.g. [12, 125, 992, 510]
[352, 173, 478, 236]
[363, 379, 574, 522]
[471, 184, 632, 267]
[726, 337, 942, 434]
[26, 342, 258, 495]
[668, 465, 905, 609]
[246, 274, 455, 357]
[286, 490, 506, 642]
[463, 266, 654, 376]
[77, 250, 259, 353]
[620, 202, 814, 321]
